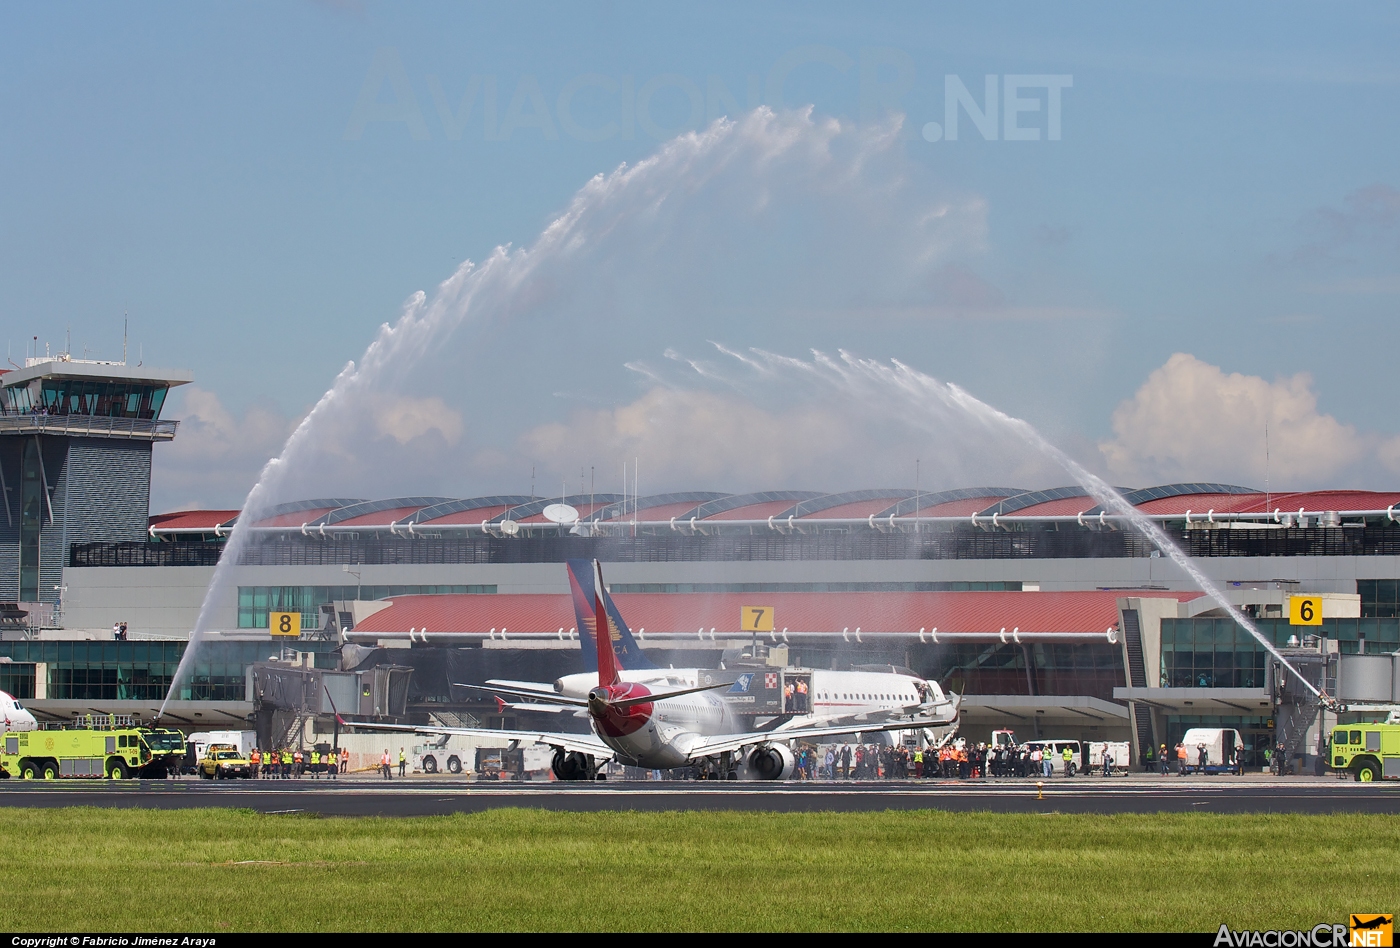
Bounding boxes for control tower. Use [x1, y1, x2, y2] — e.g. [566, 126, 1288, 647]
[0, 355, 191, 608]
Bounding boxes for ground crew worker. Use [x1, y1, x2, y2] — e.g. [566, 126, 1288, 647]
[399, 747, 407, 777]
[1176, 742, 1187, 776]
[328, 749, 338, 780]
[293, 748, 303, 778]
[250, 748, 260, 779]
[381, 749, 392, 779]
[340, 746, 349, 775]
[1159, 744, 1170, 776]
[1062, 745, 1074, 777]
[310, 749, 320, 779]
[282, 747, 292, 779]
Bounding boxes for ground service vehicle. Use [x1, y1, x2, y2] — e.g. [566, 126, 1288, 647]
[198, 744, 253, 779]
[1180, 728, 1245, 774]
[415, 738, 464, 774]
[138, 728, 185, 777]
[1022, 740, 1082, 776]
[1331, 724, 1400, 782]
[0, 724, 153, 779]
[1086, 741, 1131, 774]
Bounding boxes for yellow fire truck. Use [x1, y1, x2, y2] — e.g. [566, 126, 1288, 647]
[1330, 723, 1400, 782]
[0, 718, 154, 779]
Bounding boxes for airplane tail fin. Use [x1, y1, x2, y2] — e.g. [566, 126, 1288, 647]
[591, 560, 621, 686]
[566, 559, 658, 674]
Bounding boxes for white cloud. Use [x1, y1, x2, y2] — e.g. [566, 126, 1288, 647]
[373, 396, 463, 445]
[517, 388, 861, 488]
[150, 387, 296, 512]
[1098, 353, 1368, 487]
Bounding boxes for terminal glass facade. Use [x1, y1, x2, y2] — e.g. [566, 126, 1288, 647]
[1358, 579, 1400, 618]
[1161, 616, 1400, 688]
[236, 584, 495, 629]
[933, 642, 1124, 701]
[0, 640, 336, 702]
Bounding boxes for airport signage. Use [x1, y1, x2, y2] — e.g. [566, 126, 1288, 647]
[1289, 596, 1323, 627]
[269, 611, 301, 636]
[741, 605, 774, 632]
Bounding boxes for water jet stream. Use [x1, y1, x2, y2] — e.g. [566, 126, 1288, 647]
[741, 348, 1336, 709]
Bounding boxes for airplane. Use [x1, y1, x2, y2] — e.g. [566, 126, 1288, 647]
[345, 560, 959, 780]
[489, 559, 951, 732]
[0, 691, 37, 732]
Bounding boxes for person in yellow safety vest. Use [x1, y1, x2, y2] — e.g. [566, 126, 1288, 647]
[1062, 745, 1074, 776]
[398, 747, 407, 777]
[310, 749, 320, 779]
[281, 748, 292, 779]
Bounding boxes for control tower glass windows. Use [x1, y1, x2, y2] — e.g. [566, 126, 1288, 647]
[2, 380, 170, 419]
[19, 439, 43, 602]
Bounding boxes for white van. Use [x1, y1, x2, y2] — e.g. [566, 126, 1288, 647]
[188, 730, 257, 762]
[1180, 728, 1244, 774]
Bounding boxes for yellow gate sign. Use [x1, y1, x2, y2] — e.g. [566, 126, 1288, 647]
[1288, 595, 1322, 626]
[269, 611, 301, 636]
[741, 605, 775, 633]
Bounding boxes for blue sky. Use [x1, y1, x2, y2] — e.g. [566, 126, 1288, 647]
[2, 3, 1397, 509]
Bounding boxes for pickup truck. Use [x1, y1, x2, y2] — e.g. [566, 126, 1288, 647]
[198, 744, 252, 780]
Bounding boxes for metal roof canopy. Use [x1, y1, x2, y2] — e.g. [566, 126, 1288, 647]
[309, 497, 456, 527]
[0, 360, 194, 389]
[681, 490, 824, 521]
[877, 487, 1027, 518]
[406, 495, 537, 525]
[1082, 483, 1257, 517]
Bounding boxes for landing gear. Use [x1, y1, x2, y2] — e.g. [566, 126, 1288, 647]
[551, 750, 597, 781]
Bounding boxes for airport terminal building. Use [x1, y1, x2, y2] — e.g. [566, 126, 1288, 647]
[4, 358, 1400, 768]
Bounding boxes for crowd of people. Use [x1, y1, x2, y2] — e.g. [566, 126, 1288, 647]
[781, 740, 1094, 780]
[248, 746, 349, 779]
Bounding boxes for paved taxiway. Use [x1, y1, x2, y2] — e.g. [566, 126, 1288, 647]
[0, 775, 1395, 816]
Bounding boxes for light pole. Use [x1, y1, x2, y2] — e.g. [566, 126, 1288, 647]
[342, 564, 361, 600]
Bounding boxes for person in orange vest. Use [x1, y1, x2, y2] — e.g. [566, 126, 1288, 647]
[293, 748, 304, 778]
[340, 746, 349, 776]
[380, 749, 392, 779]
[1176, 742, 1187, 776]
[249, 748, 260, 779]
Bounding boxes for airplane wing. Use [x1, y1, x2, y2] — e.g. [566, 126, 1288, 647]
[686, 711, 958, 759]
[348, 720, 615, 761]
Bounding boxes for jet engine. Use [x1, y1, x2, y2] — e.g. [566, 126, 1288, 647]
[551, 749, 594, 781]
[744, 742, 796, 781]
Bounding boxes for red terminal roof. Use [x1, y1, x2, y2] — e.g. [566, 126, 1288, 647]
[702, 500, 803, 522]
[798, 498, 909, 520]
[999, 496, 1096, 517]
[333, 505, 432, 528]
[253, 507, 341, 528]
[1234, 490, 1400, 514]
[918, 496, 1014, 517]
[519, 501, 615, 524]
[1133, 493, 1264, 515]
[418, 504, 517, 526]
[598, 500, 706, 523]
[148, 510, 239, 531]
[353, 589, 1193, 636]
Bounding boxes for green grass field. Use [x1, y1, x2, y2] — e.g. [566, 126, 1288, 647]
[0, 808, 1393, 931]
